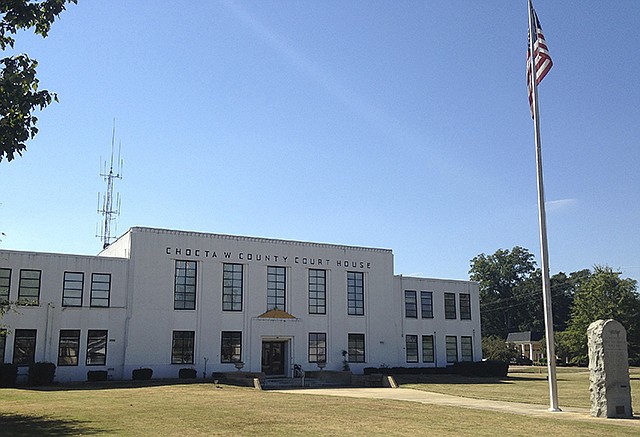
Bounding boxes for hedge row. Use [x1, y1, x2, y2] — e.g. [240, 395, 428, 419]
[363, 360, 509, 378]
[0, 362, 57, 387]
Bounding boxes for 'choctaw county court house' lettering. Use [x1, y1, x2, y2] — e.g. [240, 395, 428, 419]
[165, 247, 372, 269]
[1, 226, 480, 383]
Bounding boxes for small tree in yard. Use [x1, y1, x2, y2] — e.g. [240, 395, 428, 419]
[482, 336, 518, 363]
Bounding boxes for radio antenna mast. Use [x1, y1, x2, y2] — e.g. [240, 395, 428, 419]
[97, 121, 123, 249]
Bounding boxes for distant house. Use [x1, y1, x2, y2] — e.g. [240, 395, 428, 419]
[506, 331, 544, 364]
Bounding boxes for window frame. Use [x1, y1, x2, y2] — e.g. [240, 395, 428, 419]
[222, 263, 243, 312]
[62, 271, 84, 307]
[0, 268, 11, 304]
[422, 335, 435, 363]
[86, 330, 108, 366]
[459, 293, 472, 320]
[90, 273, 111, 308]
[445, 335, 458, 363]
[444, 292, 457, 319]
[171, 331, 195, 364]
[13, 329, 37, 366]
[174, 260, 197, 310]
[308, 269, 327, 315]
[58, 329, 81, 366]
[420, 291, 433, 319]
[0, 331, 6, 363]
[220, 331, 242, 363]
[404, 290, 417, 318]
[267, 266, 286, 311]
[405, 334, 419, 363]
[348, 333, 365, 363]
[461, 336, 473, 362]
[347, 271, 364, 316]
[308, 332, 326, 363]
[18, 269, 41, 305]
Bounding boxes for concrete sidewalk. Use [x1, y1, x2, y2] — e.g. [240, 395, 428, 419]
[273, 387, 640, 427]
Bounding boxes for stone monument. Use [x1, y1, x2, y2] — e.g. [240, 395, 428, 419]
[587, 319, 633, 418]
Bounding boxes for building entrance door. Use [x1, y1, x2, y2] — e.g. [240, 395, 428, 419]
[262, 341, 285, 375]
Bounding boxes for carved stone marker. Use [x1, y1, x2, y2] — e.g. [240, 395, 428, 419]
[587, 319, 633, 418]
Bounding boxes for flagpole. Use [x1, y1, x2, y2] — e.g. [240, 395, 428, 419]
[527, 0, 560, 412]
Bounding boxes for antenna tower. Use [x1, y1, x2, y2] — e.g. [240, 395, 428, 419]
[97, 122, 123, 249]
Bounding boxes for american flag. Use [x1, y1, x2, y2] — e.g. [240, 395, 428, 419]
[527, 5, 553, 117]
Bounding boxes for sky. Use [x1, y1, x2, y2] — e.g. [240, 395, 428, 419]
[0, 0, 639, 282]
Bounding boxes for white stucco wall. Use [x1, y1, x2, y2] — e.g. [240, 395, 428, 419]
[1, 227, 482, 382]
[395, 276, 482, 366]
[0, 250, 128, 382]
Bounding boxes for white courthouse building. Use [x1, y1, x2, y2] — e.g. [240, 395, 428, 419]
[0, 227, 481, 382]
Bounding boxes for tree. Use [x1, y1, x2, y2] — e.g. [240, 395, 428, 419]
[1, 0, 77, 162]
[563, 266, 640, 365]
[513, 269, 582, 333]
[481, 335, 518, 363]
[469, 247, 536, 338]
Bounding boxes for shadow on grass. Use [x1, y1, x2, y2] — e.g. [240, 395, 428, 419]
[10, 378, 213, 393]
[394, 375, 552, 385]
[0, 413, 104, 436]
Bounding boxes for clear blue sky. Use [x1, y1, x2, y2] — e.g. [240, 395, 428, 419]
[1, 1, 638, 281]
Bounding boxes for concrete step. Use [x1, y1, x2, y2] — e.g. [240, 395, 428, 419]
[261, 377, 348, 390]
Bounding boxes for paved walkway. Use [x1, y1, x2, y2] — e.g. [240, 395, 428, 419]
[273, 387, 640, 427]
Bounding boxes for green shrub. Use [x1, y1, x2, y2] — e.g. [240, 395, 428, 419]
[0, 363, 18, 387]
[363, 366, 453, 376]
[179, 368, 197, 379]
[453, 360, 508, 377]
[87, 370, 108, 382]
[28, 362, 56, 386]
[132, 368, 153, 380]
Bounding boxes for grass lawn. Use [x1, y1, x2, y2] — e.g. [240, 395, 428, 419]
[0, 376, 638, 436]
[398, 366, 640, 410]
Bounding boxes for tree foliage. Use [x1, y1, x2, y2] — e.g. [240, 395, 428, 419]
[469, 247, 536, 338]
[0, 0, 77, 162]
[481, 335, 518, 363]
[562, 266, 640, 365]
[471, 247, 640, 365]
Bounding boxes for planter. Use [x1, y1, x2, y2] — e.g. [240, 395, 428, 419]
[179, 368, 197, 379]
[87, 370, 108, 382]
[132, 368, 153, 380]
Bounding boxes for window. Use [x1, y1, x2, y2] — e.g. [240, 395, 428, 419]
[308, 269, 326, 314]
[348, 333, 365, 363]
[222, 263, 243, 311]
[18, 269, 41, 305]
[58, 330, 80, 366]
[347, 272, 364, 316]
[308, 332, 326, 363]
[444, 292, 456, 319]
[13, 329, 37, 365]
[0, 332, 5, 363]
[90, 273, 111, 307]
[461, 336, 473, 362]
[405, 335, 418, 363]
[86, 330, 107, 365]
[422, 335, 435, 363]
[420, 291, 433, 318]
[267, 266, 286, 310]
[459, 293, 471, 320]
[404, 290, 417, 318]
[446, 336, 458, 363]
[174, 261, 196, 310]
[172, 331, 195, 364]
[63, 272, 84, 307]
[221, 331, 242, 363]
[0, 268, 10, 304]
